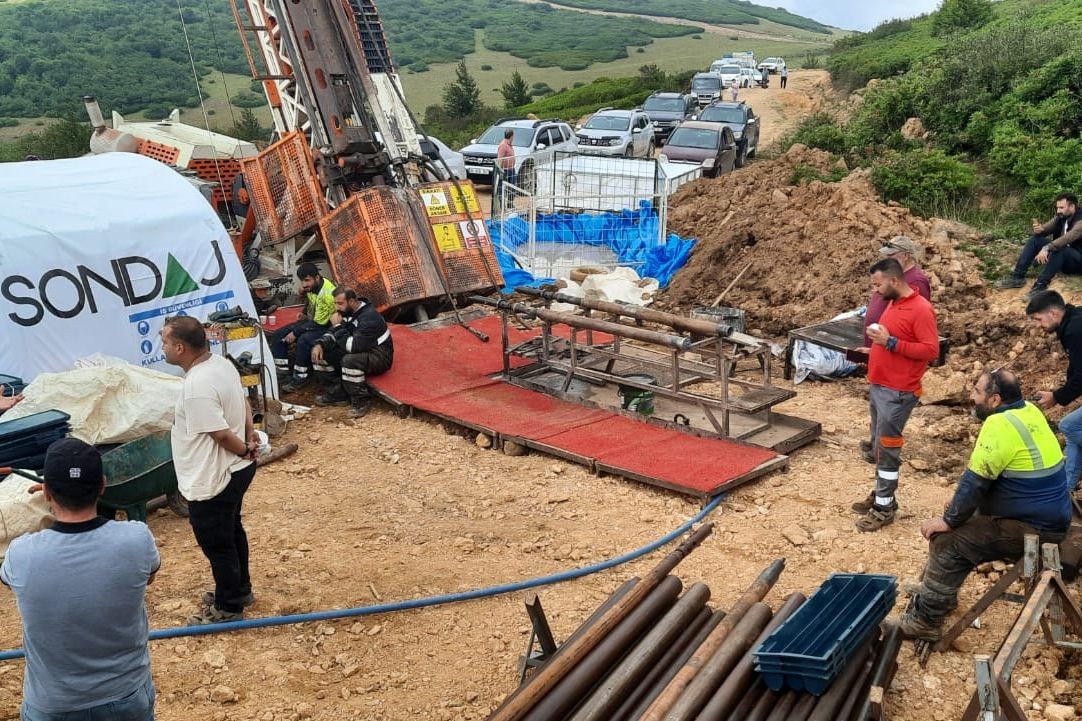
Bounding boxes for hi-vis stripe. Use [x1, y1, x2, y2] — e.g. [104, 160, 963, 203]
[345, 328, 391, 353]
[877, 469, 899, 481]
[1001, 411, 1065, 478]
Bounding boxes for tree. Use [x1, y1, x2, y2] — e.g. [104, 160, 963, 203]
[500, 71, 530, 109]
[442, 61, 481, 117]
[637, 64, 667, 89]
[229, 108, 267, 144]
[933, 0, 993, 35]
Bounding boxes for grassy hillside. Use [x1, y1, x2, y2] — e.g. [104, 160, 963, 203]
[541, 0, 831, 33]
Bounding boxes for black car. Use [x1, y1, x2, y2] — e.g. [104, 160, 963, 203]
[697, 101, 760, 168]
[642, 91, 698, 145]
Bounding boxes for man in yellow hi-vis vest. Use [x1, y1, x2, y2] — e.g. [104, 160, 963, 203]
[900, 368, 1072, 640]
[270, 262, 337, 392]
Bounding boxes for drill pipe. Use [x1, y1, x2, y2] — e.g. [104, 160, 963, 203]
[561, 578, 639, 650]
[723, 678, 765, 721]
[521, 576, 685, 721]
[568, 583, 713, 721]
[486, 523, 714, 721]
[743, 688, 780, 721]
[471, 296, 693, 351]
[787, 692, 819, 721]
[836, 655, 876, 721]
[514, 287, 736, 339]
[693, 592, 807, 721]
[612, 609, 723, 721]
[638, 559, 786, 721]
[853, 622, 902, 721]
[763, 690, 798, 721]
[807, 629, 881, 721]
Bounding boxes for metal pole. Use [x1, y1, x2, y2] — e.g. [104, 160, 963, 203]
[807, 630, 881, 721]
[638, 559, 785, 721]
[854, 622, 902, 721]
[743, 688, 780, 721]
[763, 690, 798, 721]
[722, 679, 765, 721]
[486, 523, 715, 721]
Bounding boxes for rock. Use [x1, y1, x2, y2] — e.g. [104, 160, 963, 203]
[1045, 704, 1075, 721]
[782, 528, 810, 547]
[210, 685, 237, 704]
[307, 433, 321, 443]
[772, 189, 789, 204]
[1051, 679, 1075, 697]
[503, 440, 528, 457]
[991, 560, 1007, 572]
[908, 458, 930, 471]
[295, 702, 313, 719]
[203, 650, 227, 669]
[475, 433, 493, 449]
[900, 117, 926, 141]
[367, 624, 383, 636]
[920, 368, 968, 405]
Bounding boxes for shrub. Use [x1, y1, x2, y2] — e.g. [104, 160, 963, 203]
[789, 164, 846, 185]
[871, 148, 975, 217]
[480, 64, 493, 71]
[783, 113, 849, 154]
[230, 92, 265, 108]
[636, 47, 645, 53]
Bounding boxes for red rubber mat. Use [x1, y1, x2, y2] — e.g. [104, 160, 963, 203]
[370, 316, 784, 497]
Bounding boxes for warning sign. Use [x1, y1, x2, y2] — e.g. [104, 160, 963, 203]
[449, 185, 482, 214]
[420, 188, 451, 217]
[459, 220, 489, 249]
[432, 222, 463, 252]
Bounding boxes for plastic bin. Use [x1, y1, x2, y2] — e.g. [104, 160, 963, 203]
[753, 573, 896, 695]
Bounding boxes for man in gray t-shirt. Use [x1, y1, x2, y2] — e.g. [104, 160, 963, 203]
[1, 438, 160, 720]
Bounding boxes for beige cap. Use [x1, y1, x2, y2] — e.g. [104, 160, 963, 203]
[879, 235, 922, 259]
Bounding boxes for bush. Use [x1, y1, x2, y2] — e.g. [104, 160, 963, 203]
[0, 117, 17, 128]
[783, 113, 849, 154]
[871, 148, 975, 217]
[230, 91, 265, 108]
[789, 164, 846, 185]
[636, 47, 645, 53]
[480, 64, 493, 71]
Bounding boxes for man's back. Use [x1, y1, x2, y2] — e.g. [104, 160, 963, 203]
[1, 519, 159, 712]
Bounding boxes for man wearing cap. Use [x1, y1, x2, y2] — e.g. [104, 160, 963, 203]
[859, 235, 932, 463]
[162, 315, 260, 625]
[1, 438, 160, 721]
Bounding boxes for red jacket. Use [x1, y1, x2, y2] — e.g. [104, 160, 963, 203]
[868, 291, 939, 394]
[864, 265, 931, 345]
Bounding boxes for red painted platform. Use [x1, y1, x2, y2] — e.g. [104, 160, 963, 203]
[369, 316, 785, 497]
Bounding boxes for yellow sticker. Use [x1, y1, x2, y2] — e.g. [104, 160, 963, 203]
[420, 189, 451, 217]
[449, 184, 481, 214]
[432, 222, 463, 252]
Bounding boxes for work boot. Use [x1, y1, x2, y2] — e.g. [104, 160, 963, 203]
[347, 400, 371, 419]
[1026, 283, 1050, 300]
[851, 492, 897, 515]
[315, 386, 349, 407]
[281, 374, 310, 393]
[855, 504, 896, 532]
[994, 275, 1025, 290]
[186, 604, 243, 626]
[859, 440, 875, 464]
[897, 610, 943, 641]
[202, 591, 256, 607]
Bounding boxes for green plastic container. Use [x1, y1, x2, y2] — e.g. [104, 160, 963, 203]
[618, 374, 657, 416]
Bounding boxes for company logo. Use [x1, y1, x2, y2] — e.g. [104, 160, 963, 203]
[2, 240, 229, 328]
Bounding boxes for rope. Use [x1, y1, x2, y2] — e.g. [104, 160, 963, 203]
[201, 0, 240, 131]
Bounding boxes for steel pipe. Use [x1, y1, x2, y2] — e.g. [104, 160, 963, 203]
[787, 692, 819, 721]
[694, 592, 807, 721]
[807, 630, 881, 721]
[487, 523, 714, 721]
[743, 688, 779, 721]
[763, 690, 798, 721]
[723, 679, 765, 721]
[561, 578, 639, 650]
[569, 583, 712, 721]
[836, 655, 875, 721]
[638, 559, 785, 721]
[853, 622, 902, 721]
[514, 287, 736, 339]
[471, 295, 693, 351]
[521, 576, 685, 721]
[612, 609, 723, 721]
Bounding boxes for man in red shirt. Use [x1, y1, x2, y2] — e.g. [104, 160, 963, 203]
[854, 258, 940, 532]
[860, 235, 932, 462]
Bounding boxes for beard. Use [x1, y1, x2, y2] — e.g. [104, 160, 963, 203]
[971, 404, 994, 421]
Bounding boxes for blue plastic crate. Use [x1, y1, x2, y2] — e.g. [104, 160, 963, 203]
[0, 410, 71, 443]
[753, 573, 896, 695]
[0, 427, 71, 459]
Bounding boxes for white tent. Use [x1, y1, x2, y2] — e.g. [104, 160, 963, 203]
[0, 153, 274, 391]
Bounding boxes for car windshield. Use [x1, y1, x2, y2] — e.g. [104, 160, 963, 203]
[714, 66, 741, 75]
[668, 127, 719, 150]
[692, 77, 721, 91]
[700, 106, 746, 124]
[478, 126, 536, 147]
[644, 97, 684, 112]
[765, 57, 781, 63]
[585, 115, 630, 131]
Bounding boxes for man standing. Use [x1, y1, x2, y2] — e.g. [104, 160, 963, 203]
[162, 316, 259, 625]
[996, 193, 1082, 296]
[270, 262, 336, 392]
[854, 258, 940, 532]
[780, 65, 788, 89]
[859, 236, 932, 462]
[1027, 289, 1082, 492]
[900, 369, 1071, 639]
[1, 438, 159, 720]
[311, 287, 394, 418]
[497, 128, 516, 186]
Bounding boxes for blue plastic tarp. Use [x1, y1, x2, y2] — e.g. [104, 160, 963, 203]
[488, 200, 696, 291]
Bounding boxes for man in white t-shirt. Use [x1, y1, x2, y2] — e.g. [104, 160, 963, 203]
[162, 316, 260, 625]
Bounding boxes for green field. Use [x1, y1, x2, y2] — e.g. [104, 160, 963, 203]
[401, 27, 832, 113]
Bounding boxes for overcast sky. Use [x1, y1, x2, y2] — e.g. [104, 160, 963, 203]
[769, 1, 942, 31]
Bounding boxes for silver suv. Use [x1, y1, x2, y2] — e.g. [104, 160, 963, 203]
[459, 118, 578, 186]
[575, 108, 656, 157]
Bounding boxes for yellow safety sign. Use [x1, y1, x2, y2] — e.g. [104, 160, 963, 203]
[420, 189, 451, 217]
[432, 222, 463, 252]
[449, 185, 482, 214]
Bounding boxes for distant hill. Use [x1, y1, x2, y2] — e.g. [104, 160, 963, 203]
[531, 0, 833, 34]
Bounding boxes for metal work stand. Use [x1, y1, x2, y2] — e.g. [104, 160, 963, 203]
[518, 595, 559, 683]
[208, 322, 269, 420]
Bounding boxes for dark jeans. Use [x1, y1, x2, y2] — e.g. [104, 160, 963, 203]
[1012, 235, 1082, 285]
[21, 678, 155, 721]
[269, 321, 323, 377]
[780, 76, 787, 88]
[188, 463, 257, 613]
[915, 515, 1068, 624]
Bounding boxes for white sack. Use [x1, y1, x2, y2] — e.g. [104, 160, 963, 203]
[0, 476, 53, 559]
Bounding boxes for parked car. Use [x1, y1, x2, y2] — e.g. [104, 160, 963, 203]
[691, 72, 725, 107]
[575, 108, 655, 158]
[697, 101, 760, 168]
[739, 67, 761, 88]
[708, 63, 746, 88]
[459, 117, 578, 188]
[642, 91, 698, 144]
[758, 57, 786, 74]
[376, 132, 465, 180]
[659, 121, 738, 178]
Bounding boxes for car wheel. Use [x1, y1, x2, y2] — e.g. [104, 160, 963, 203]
[624, 145, 634, 158]
[748, 142, 757, 159]
[735, 142, 748, 169]
[646, 141, 656, 158]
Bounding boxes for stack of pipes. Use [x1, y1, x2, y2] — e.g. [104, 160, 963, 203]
[487, 547, 903, 721]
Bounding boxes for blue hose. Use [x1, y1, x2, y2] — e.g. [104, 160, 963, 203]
[0, 495, 723, 661]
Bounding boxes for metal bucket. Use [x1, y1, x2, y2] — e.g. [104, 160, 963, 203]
[617, 373, 656, 416]
[691, 306, 746, 333]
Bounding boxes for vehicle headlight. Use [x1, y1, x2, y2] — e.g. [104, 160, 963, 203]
[732, 131, 743, 139]
[701, 158, 715, 168]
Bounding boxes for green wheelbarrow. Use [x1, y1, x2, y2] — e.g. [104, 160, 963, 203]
[99, 431, 189, 522]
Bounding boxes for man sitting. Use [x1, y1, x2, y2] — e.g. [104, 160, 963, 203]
[310, 287, 394, 418]
[900, 368, 1072, 639]
[996, 192, 1082, 297]
[269, 262, 336, 392]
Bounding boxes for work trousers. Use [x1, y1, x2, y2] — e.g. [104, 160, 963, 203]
[780, 75, 787, 88]
[1011, 235, 1082, 285]
[21, 678, 156, 721]
[915, 516, 1067, 624]
[313, 342, 394, 405]
[269, 322, 323, 378]
[187, 463, 257, 613]
[868, 384, 919, 504]
[1058, 405, 1082, 491]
